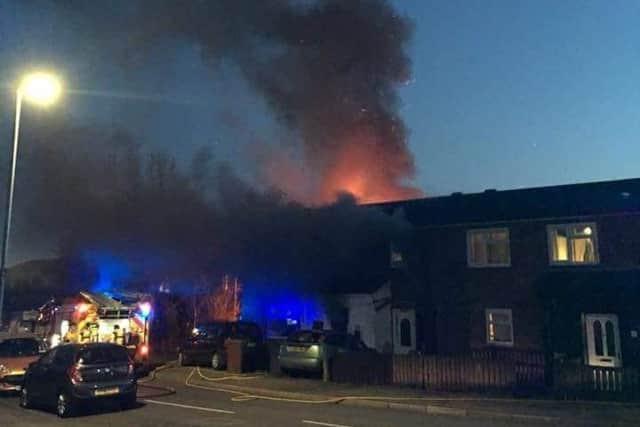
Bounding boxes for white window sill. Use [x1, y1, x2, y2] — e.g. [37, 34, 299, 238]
[486, 341, 514, 347]
[468, 263, 511, 268]
[549, 261, 600, 267]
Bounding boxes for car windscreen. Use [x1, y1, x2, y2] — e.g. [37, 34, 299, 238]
[234, 323, 261, 340]
[0, 338, 40, 357]
[77, 346, 129, 364]
[324, 334, 348, 347]
[198, 323, 224, 338]
[287, 330, 323, 344]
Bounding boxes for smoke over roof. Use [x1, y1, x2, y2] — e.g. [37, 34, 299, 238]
[5, 1, 420, 302]
[46, 0, 422, 203]
[14, 120, 410, 296]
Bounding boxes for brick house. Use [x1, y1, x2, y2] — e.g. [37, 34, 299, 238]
[373, 178, 640, 370]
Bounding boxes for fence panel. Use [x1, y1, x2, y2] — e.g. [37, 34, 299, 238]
[394, 354, 517, 392]
[331, 350, 640, 401]
[554, 363, 640, 401]
[471, 348, 546, 391]
[393, 354, 421, 386]
[331, 352, 392, 385]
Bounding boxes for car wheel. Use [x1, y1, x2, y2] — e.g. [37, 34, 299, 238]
[120, 393, 137, 410]
[281, 368, 297, 377]
[211, 352, 223, 370]
[19, 386, 31, 409]
[289, 369, 300, 378]
[178, 351, 188, 367]
[56, 392, 74, 418]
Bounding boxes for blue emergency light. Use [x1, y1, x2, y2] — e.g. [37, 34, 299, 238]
[138, 302, 152, 318]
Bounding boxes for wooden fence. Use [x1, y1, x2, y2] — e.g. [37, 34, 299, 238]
[330, 350, 640, 400]
[331, 352, 392, 385]
[471, 348, 547, 391]
[393, 354, 517, 392]
[554, 363, 640, 401]
[331, 349, 545, 392]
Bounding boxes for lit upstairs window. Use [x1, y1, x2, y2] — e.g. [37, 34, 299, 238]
[547, 223, 598, 265]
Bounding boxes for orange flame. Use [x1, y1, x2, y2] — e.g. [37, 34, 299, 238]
[256, 126, 422, 205]
[315, 130, 422, 204]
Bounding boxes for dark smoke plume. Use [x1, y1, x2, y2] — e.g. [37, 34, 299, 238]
[5, 1, 420, 309]
[7, 120, 410, 305]
[45, 0, 422, 204]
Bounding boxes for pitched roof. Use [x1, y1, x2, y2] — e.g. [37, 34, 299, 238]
[371, 178, 640, 227]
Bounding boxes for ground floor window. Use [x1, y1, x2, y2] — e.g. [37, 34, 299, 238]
[485, 308, 514, 346]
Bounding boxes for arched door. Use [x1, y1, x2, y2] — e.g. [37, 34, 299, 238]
[393, 308, 416, 354]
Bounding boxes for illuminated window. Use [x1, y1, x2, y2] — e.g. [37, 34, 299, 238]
[467, 228, 510, 267]
[547, 223, 598, 265]
[485, 308, 514, 346]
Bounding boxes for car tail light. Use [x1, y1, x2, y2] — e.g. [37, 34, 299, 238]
[139, 344, 149, 357]
[67, 364, 83, 384]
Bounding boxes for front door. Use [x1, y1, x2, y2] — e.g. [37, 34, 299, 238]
[392, 308, 416, 355]
[584, 313, 622, 368]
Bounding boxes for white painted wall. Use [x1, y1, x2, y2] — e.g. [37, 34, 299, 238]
[374, 303, 392, 353]
[343, 283, 397, 353]
[344, 294, 376, 349]
[343, 283, 416, 354]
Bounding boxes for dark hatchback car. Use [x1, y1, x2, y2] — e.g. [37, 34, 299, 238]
[20, 343, 137, 417]
[178, 321, 263, 369]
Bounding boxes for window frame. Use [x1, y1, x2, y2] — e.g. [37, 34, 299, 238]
[485, 308, 514, 347]
[38, 348, 58, 366]
[547, 222, 599, 266]
[467, 227, 511, 268]
[583, 313, 622, 367]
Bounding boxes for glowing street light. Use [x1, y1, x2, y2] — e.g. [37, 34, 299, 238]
[20, 72, 62, 107]
[0, 71, 63, 326]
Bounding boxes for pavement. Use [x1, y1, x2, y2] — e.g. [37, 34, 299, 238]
[0, 365, 638, 426]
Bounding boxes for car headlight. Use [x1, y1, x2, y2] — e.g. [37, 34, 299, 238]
[0, 364, 7, 376]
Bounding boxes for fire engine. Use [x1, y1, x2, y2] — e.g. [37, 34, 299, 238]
[34, 291, 152, 363]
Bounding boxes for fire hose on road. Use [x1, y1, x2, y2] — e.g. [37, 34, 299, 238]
[184, 365, 560, 421]
[186, 366, 471, 405]
[137, 363, 177, 398]
[134, 364, 562, 423]
[185, 367, 344, 404]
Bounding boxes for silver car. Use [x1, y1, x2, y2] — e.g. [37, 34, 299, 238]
[278, 330, 369, 375]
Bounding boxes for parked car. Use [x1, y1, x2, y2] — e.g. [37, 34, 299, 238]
[20, 342, 137, 417]
[0, 336, 46, 392]
[178, 321, 263, 370]
[279, 330, 370, 375]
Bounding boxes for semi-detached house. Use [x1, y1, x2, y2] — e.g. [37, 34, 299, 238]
[364, 178, 640, 372]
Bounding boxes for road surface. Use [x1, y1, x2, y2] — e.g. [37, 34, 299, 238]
[0, 367, 623, 426]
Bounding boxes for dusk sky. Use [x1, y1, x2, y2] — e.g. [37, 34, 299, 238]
[1, 0, 638, 197]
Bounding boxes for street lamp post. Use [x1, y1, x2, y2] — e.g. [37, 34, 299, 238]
[0, 72, 61, 327]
